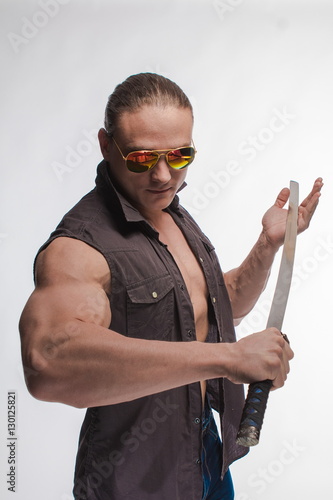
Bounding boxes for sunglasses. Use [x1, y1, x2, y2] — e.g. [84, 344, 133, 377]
[111, 136, 196, 173]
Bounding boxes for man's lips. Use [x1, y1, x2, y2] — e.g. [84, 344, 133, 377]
[146, 187, 173, 194]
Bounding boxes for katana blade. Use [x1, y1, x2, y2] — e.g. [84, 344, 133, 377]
[266, 180, 299, 330]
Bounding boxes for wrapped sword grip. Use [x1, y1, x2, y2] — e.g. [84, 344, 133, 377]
[236, 379, 272, 447]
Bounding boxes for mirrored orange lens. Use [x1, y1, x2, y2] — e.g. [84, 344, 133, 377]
[167, 147, 195, 169]
[126, 152, 159, 172]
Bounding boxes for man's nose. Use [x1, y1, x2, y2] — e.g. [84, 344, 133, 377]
[150, 155, 172, 183]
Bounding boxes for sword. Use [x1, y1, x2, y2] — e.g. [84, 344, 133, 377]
[236, 180, 299, 447]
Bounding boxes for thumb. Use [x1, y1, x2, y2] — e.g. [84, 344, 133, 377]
[274, 187, 290, 209]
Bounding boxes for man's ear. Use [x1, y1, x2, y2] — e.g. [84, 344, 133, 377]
[98, 128, 111, 160]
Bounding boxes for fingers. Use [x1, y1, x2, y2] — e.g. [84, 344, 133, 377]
[276, 178, 323, 209]
[300, 177, 323, 209]
[308, 177, 323, 198]
[269, 328, 294, 390]
[298, 177, 324, 232]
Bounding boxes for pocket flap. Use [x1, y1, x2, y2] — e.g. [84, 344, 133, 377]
[127, 274, 174, 304]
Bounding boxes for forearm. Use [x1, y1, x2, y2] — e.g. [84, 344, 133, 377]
[224, 231, 279, 322]
[24, 320, 229, 408]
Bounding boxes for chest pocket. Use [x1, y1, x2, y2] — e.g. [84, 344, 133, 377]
[126, 274, 175, 340]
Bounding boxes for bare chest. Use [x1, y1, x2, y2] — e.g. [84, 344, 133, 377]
[155, 216, 209, 342]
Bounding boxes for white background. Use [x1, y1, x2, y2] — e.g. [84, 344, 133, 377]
[1, 0, 332, 499]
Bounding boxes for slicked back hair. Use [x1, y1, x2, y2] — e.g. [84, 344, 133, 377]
[104, 73, 193, 136]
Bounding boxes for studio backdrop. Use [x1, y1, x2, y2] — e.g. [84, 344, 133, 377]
[1, 1, 332, 499]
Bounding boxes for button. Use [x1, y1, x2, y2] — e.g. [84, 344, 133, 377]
[194, 417, 201, 424]
[199, 257, 204, 263]
[152, 291, 158, 298]
[212, 297, 216, 303]
[195, 458, 201, 465]
[187, 330, 192, 338]
[180, 284, 185, 290]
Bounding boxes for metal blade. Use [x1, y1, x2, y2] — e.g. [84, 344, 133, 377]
[266, 181, 299, 330]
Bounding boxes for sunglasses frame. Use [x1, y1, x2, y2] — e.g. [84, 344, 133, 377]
[110, 135, 196, 173]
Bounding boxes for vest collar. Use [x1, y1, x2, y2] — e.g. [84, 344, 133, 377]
[95, 160, 185, 224]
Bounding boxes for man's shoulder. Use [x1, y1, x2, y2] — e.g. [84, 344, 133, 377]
[35, 236, 109, 284]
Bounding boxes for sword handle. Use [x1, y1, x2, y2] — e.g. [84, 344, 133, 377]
[236, 379, 272, 447]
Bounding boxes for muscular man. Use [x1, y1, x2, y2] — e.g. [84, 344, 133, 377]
[19, 73, 322, 500]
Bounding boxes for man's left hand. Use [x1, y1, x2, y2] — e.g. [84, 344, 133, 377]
[261, 177, 323, 248]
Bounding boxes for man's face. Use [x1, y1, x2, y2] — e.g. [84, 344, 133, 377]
[98, 105, 194, 218]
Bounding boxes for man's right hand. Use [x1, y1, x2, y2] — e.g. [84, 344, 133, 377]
[222, 328, 294, 389]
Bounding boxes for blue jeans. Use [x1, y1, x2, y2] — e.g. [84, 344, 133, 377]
[201, 402, 234, 500]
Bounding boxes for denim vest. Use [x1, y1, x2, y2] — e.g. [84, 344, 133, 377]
[36, 160, 248, 500]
